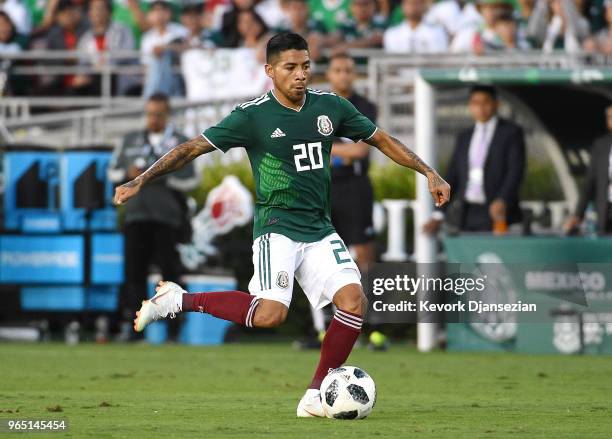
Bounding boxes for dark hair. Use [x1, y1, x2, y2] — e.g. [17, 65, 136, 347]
[181, 3, 203, 14]
[0, 11, 16, 43]
[328, 52, 354, 64]
[88, 0, 113, 13]
[266, 33, 309, 63]
[497, 9, 515, 23]
[56, 0, 78, 13]
[150, 0, 172, 10]
[147, 92, 171, 110]
[237, 9, 268, 40]
[469, 85, 497, 100]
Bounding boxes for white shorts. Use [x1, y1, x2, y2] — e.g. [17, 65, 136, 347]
[248, 232, 361, 309]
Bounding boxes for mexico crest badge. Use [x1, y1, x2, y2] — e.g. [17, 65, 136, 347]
[317, 115, 333, 136]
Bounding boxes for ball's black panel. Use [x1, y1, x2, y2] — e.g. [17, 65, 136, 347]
[347, 384, 370, 404]
[325, 379, 340, 406]
[333, 410, 359, 420]
[353, 368, 369, 379]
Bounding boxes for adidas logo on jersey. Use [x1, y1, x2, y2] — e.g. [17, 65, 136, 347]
[271, 128, 286, 138]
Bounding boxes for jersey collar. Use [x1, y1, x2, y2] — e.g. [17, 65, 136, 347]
[269, 89, 307, 113]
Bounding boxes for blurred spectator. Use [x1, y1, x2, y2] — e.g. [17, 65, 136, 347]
[0, 0, 31, 36]
[490, 10, 531, 50]
[141, 0, 188, 97]
[425, 0, 482, 38]
[107, 93, 197, 340]
[451, 0, 514, 53]
[329, 0, 386, 50]
[216, 0, 257, 47]
[274, 0, 327, 59]
[564, 105, 612, 235]
[583, 0, 612, 53]
[75, 0, 135, 95]
[112, 0, 149, 46]
[0, 9, 20, 53]
[255, 0, 290, 29]
[383, 0, 448, 53]
[45, 0, 86, 50]
[327, 53, 377, 269]
[29, 0, 64, 37]
[526, 0, 590, 52]
[0, 11, 20, 95]
[310, 0, 351, 32]
[40, 0, 88, 95]
[178, 2, 214, 48]
[517, 0, 536, 24]
[423, 86, 526, 234]
[235, 9, 268, 47]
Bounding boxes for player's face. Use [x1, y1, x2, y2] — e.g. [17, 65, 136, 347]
[266, 49, 311, 103]
[468, 92, 498, 123]
[326, 58, 355, 95]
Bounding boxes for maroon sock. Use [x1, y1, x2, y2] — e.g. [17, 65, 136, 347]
[309, 309, 363, 389]
[182, 291, 260, 327]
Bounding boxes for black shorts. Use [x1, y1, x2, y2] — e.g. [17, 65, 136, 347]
[331, 176, 374, 246]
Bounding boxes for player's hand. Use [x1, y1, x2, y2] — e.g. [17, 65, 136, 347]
[114, 178, 143, 205]
[426, 171, 451, 207]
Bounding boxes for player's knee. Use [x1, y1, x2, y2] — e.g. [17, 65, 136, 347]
[252, 301, 287, 328]
[334, 285, 367, 316]
[341, 295, 367, 316]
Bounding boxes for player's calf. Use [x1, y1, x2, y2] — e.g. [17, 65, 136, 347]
[308, 283, 365, 390]
[135, 281, 289, 332]
[251, 299, 288, 328]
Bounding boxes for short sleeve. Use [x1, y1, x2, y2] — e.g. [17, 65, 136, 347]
[202, 107, 252, 153]
[335, 96, 378, 142]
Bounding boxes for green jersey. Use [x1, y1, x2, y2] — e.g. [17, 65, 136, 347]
[309, 0, 351, 32]
[202, 89, 377, 243]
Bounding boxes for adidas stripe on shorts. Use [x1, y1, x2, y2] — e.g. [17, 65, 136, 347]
[248, 232, 361, 309]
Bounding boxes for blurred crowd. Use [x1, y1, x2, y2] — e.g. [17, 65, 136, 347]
[1, 0, 612, 96]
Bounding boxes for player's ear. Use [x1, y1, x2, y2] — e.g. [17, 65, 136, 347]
[265, 63, 274, 80]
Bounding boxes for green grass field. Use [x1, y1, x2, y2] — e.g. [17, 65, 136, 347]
[1, 343, 611, 438]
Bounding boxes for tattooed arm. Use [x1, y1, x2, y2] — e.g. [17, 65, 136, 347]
[113, 135, 215, 205]
[365, 129, 451, 207]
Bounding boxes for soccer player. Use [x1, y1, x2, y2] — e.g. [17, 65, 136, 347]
[114, 33, 450, 417]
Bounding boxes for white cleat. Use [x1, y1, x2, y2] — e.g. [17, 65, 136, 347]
[133, 281, 185, 332]
[297, 389, 325, 418]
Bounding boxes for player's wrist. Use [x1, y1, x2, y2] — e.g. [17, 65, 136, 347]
[134, 174, 146, 186]
[424, 169, 438, 179]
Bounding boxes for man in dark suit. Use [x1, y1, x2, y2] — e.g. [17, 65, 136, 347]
[564, 105, 612, 235]
[424, 85, 526, 234]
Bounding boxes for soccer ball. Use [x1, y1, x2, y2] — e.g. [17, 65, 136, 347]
[320, 366, 376, 419]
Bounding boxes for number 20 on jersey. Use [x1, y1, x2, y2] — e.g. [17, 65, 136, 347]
[293, 142, 323, 172]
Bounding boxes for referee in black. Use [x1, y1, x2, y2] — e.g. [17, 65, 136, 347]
[327, 53, 377, 269]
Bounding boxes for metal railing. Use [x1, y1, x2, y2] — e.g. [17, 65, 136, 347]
[2, 48, 611, 110]
[2, 49, 612, 147]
